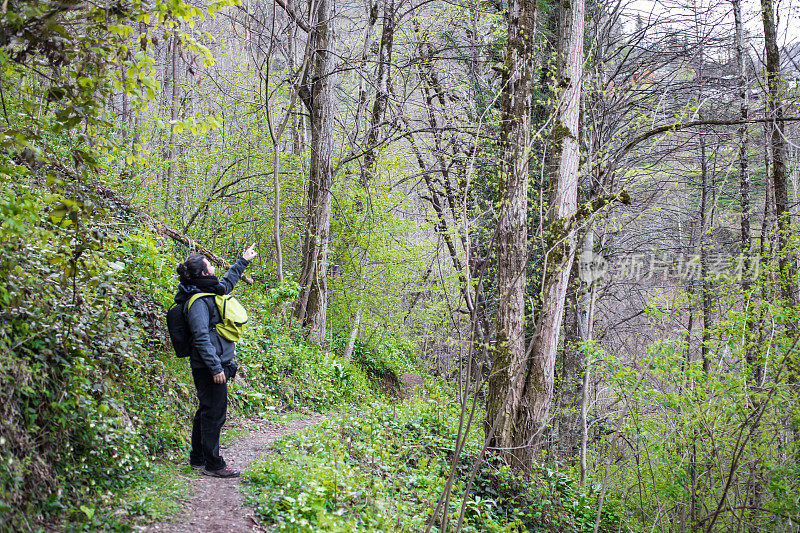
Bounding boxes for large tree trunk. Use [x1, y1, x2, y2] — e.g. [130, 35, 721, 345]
[362, 0, 394, 185]
[486, 0, 584, 473]
[736, 0, 760, 505]
[761, 0, 795, 306]
[164, 34, 180, 215]
[733, 0, 751, 258]
[762, 0, 800, 459]
[484, 0, 537, 470]
[517, 0, 584, 467]
[732, 0, 758, 383]
[354, 0, 377, 145]
[700, 133, 712, 374]
[295, 0, 337, 344]
[287, 0, 306, 155]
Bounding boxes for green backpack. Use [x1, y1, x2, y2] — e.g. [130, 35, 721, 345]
[187, 292, 248, 342]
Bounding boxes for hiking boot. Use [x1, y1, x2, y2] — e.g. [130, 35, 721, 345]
[190, 463, 205, 472]
[202, 466, 240, 478]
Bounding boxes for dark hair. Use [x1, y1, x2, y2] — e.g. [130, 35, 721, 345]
[177, 253, 208, 284]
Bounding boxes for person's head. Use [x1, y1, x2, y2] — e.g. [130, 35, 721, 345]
[176, 253, 215, 284]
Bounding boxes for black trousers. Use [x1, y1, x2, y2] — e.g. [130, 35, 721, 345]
[190, 367, 227, 471]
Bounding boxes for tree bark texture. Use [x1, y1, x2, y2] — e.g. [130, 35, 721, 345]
[700, 133, 712, 374]
[485, 0, 584, 471]
[519, 0, 584, 466]
[732, 0, 751, 257]
[362, 0, 394, 185]
[732, 0, 760, 382]
[287, 0, 307, 155]
[295, 0, 337, 344]
[484, 0, 537, 470]
[163, 34, 180, 215]
[354, 0, 377, 144]
[761, 0, 795, 305]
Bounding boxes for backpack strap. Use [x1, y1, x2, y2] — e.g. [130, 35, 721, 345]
[185, 293, 219, 327]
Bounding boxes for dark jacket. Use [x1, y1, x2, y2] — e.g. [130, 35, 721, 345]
[174, 257, 249, 375]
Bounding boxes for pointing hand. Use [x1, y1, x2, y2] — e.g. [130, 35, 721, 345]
[243, 243, 257, 261]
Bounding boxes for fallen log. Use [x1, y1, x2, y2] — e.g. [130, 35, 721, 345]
[89, 182, 255, 285]
[24, 155, 256, 285]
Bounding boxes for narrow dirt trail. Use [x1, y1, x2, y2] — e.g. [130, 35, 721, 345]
[141, 413, 326, 533]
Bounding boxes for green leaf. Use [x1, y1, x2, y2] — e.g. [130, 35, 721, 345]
[46, 87, 66, 101]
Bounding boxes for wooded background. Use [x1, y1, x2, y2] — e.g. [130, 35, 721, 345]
[2, 0, 800, 529]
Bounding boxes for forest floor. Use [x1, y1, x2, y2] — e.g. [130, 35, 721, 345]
[138, 373, 424, 532]
[138, 413, 326, 533]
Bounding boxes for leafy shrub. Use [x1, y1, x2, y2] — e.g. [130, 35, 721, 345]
[592, 330, 800, 531]
[233, 319, 374, 413]
[0, 178, 194, 530]
[469, 462, 624, 533]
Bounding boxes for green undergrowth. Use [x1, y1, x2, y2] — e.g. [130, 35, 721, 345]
[242, 384, 624, 532]
[112, 462, 191, 523]
[0, 176, 419, 531]
[232, 324, 373, 413]
[241, 388, 476, 532]
[230, 295, 417, 414]
[343, 336, 417, 397]
[0, 176, 197, 531]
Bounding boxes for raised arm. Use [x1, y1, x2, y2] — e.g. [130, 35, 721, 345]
[219, 243, 258, 294]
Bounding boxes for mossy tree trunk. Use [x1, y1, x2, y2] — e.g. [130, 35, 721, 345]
[761, 0, 800, 461]
[484, 0, 537, 472]
[761, 0, 795, 307]
[362, 0, 394, 185]
[295, 0, 337, 344]
[485, 0, 584, 472]
[519, 0, 584, 468]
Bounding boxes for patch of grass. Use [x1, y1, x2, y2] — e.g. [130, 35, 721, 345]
[116, 461, 191, 523]
[274, 410, 315, 425]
